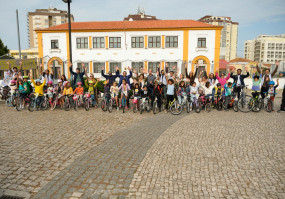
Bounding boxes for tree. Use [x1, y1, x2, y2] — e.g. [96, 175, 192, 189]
[0, 38, 9, 57]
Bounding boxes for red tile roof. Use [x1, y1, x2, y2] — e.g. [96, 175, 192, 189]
[36, 20, 222, 31]
[229, 58, 255, 63]
[219, 59, 229, 69]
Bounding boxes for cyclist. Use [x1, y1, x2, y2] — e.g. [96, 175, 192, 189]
[251, 74, 262, 108]
[103, 80, 111, 103]
[230, 68, 249, 99]
[69, 62, 86, 88]
[165, 79, 175, 113]
[18, 79, 27, 109]
[268, 79, 279, 111]
[177, 80, 186, 105]
[224, 82, 235, 111]
[47, 81, 54, 106]
[110, 82, 119, 110]
[31, 77, 46, 110]
[133, 83, 141, 110]
[101, 66, 120, 87]
[73, 82, 84, 103]
[118, 79, 131, 110]
[153, 81, 162, 112]
[84, 80, 98, 108]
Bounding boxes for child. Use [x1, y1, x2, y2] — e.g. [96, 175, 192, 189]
[73, 82, 84, 103]
[153, 81, 162, 111]
[31, 78, 46, 110]
[10, 80, 17, 96]
[165, 79, 175, 113]
[189, 82, 199, 104]
[110, 81, 119, 109]
[118, 79, 130, 109]
[252, 74, 262, 99]
[84, 80, 98, 108]
[55, 80, 64, 108]
[63, 81, 73, 96]
[224, 82, 236, 111]
[18, 79, 27, 109]
[177, 80, 186, 105]
[47, 81, 54, 106]
[202, 82, 216, 98]
[141, 85, 150, 98]
[133, 83, 141, 109]
[268, 79, 279, 110]
[213, 83, 224, 104]
[23, 76, 31, 94]
[103, 80, 111, 103]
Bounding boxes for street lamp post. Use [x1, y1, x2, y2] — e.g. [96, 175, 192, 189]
[62, 0, 72, 81]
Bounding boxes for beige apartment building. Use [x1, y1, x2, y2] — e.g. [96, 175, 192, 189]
[10, 48, 39, 59]
[198, 15, 238, 61]
[244, 34, 285, 64]
[27, 7, 74, 48]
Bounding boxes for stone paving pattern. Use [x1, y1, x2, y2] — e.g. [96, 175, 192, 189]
[0, 98, 284, 199]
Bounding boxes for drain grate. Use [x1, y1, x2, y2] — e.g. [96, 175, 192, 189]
[0, 196, 24, 199]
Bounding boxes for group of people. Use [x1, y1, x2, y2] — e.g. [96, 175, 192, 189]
[1, 61, 285, 113]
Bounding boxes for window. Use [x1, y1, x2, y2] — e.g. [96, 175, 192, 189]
[109, 37, 121, 48]
[93, 62, 105, 73]
[165, 62, 177, 73]
[45, 20, 48, 24]
[110, 62, 121, 73]
[132, 62, 144, 73]
[77, 62, 89, 73]
[165, 36, 178, 48]
[76, 38, 88, 49]
[93, 37, 105, 48]
[197, 38, 206, 48]
[148, 62, 160, 72]
[131, 37, 144, 48]
[148, 36, 161, 48]
[51, 40, 59, 49]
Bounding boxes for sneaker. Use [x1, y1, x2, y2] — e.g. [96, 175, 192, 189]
[277, 109, 285, 113]
[164, 110, 167, 114]
[117, 107, 119, 111]
[126, 106, 128, 110]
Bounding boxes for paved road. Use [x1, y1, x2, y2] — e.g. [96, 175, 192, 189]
[0, 98, 284, 199]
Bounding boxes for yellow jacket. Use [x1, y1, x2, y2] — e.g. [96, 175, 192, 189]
[63, 87, 73, 95]
[31, 78, 46, 96]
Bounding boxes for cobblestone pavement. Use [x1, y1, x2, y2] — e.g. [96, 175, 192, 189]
[0, 98, 284, 199]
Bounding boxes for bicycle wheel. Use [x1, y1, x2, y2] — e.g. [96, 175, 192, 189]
[64, 100, 70, 111]
[170, 102, 182, 115]
[140, 104, 143, 114]
[216, 101, 223, 111]
[51, 100, 57, 111]
[194, 101, 201, 113]
[205, 103, 211, 113]
[153, 101, 157, 114]
[28, 98, 37, 112]
[266, 100, 273, 112]
[40, 100, 48, 111]
[187, 101, 191, 113]
[12, 96, 17, 107]
[101, 100, 107, 111]
[233, 101, 238, 112]
[108, 101, 112, 113]
[6, 96, 12, 107]
[238, 95, 253, 113]
[74, 100, 78, 111]
[85, 99, 90, 111]
[15, 97, 21, 111]
[133, 104, 137, 113]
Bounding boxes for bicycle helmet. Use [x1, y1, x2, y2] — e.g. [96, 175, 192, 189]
[217, 83, 221, 87]
[58, 79, 62, 83]
[10, 80, 16, 84]
[77, 82, 82, 85]
[47, 81, 53, 85]
[269, 81, 275, 85]
[88, 80, 93, 84]
[23, 76, 28, 79]
[132, 98, 137, 104]
[103, 80, 108, 85]
[36, 79, 41, 83]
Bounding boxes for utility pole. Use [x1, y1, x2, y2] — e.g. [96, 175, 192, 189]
[16, 9, 22, 60]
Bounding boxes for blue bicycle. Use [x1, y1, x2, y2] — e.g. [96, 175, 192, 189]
[120, 90, 128, 113]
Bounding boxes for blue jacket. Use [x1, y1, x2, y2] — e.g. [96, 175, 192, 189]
[70, 67, 85, 86]
[230, 72, 249, 87]
[119, 71, 132, 86]
[101, 70, 120, 86]
[224, 82, 236, 96]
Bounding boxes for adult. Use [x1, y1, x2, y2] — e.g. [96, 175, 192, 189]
[7, 61, 22, 79]
[101, 66, 120, 87]
[69, 62, 86, 87]
[215, 68, 230, 88]
[185, 62, 198, 85]
[40, 64, 54, 83]
[85, 72, 99, 105]
[118, 67, 132, 86]
[198, 70, 209, 87]
[157, 65, 168, 99]
[208, 73, 216, 86]
[230, 67, 249, 98]
[57, 68, 68, 85]
[146, 69, 157, 108]
[257, 61, 279, 99]
[138, 73, 146, 89]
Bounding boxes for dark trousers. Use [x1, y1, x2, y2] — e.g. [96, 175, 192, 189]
[165, 95, 174, 110]
[36, 96, 43, 107]
[233, 86, 242, 99]
[261, 86, 268, 99]
[280, 88, 285, 111]
[225, 95, 231, 110]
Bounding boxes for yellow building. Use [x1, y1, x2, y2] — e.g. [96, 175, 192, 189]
[229, 58, 257, 76]
[10, 48, 39, 59]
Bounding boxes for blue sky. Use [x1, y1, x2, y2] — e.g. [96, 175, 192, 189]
[0, 0, 285, 57]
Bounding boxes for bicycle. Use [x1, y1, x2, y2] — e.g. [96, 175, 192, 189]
[212, 94, 224, 111]
[190, 94, 201, 113]
[73, 94, 84, 111]
[120, 90, 129, 113]
[1, 86, 11, 101]
[263, 92, 276, 112]
[6, 90, 14, 107]
[63, 95, 73, 111]
[198, 94, 212, 113]
[249, 91, 262, 112]
[51, 93, 63, 111]
[40, 94, 52, 111]
[132, 96, 139, 113]
[237, 85, 253, 113]
[140, 97, 150, 114]
[101, 92, 110, 112]
[108, 93, 117, 113]
[153, 96, 159, 114]
[169, 98, 181, 115]
[84, 92, 92, 111]
[171, 95, 190, 115]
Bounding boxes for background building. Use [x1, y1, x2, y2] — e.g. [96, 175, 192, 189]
[36, 19, 222, 80]
[124, 8, 158, 21]
[27, 7, 74, 48]
[10, 48, 39, 59]
[244, 34, 285, 64]
[198, 15, 238, 62]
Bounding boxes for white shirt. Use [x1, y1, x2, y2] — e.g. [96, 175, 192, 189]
[237, 75, 241, 86]
[160, 75, 167, 85]
[41, 74, 53, 84]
